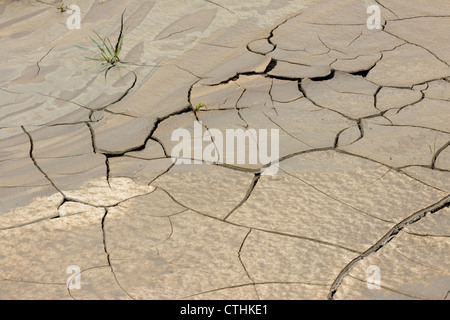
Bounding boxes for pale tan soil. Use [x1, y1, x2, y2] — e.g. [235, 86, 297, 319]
[0, 0, 448, 300]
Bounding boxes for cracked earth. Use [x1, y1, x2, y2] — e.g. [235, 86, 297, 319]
[0, 0, 449, 300]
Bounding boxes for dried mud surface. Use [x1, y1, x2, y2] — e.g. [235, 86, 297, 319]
[0, 0, 449, 300]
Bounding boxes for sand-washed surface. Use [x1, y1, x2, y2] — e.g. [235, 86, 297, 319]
[0, 0, 449, 300]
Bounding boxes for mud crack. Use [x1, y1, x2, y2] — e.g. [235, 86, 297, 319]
[328, 194, 450, 299]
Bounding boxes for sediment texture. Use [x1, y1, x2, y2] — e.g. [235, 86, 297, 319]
[0, 0, 449, 300]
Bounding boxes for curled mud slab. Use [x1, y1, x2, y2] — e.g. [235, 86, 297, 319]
[0, 0, 449, 300]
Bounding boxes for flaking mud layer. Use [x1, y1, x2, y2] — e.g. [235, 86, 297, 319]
[0, 0, 449, 300]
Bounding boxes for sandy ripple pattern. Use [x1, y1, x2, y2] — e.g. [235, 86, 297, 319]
[0, 0, 449, 300]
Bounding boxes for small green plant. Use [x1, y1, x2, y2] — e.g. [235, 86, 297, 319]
[193, 103, 207, 114]
[87, 30, 124, 66]
[56, 1, 68, 12]
[76, 11, 127, 77]
[429, 136, 438, 167]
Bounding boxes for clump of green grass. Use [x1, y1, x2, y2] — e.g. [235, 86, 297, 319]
[193, 103, 207, 115]
[56, 1, 68, 12]
[86, 30, 125, 66]
[76, 11, 127, 77]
